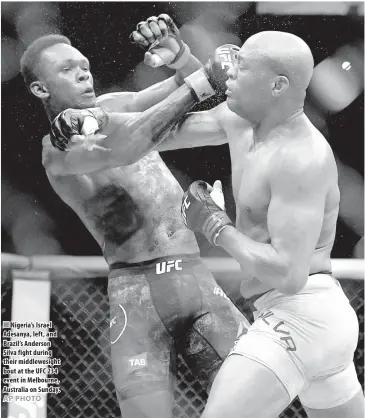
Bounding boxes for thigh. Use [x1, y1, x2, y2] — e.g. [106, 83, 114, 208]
[108, 276, 174, 402]
[301, 362, 364, 416]
[202, 353, 291, 418]
[183, 265, 250, 390]
[229, 309, 306, 403]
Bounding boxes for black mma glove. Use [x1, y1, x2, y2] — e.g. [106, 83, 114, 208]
[204, 44, 240, 96]
[181, 180, 233, 245]
[50, 107, 108, 151]
[130, 14, 191, 69]
[184, 43, 240, 102]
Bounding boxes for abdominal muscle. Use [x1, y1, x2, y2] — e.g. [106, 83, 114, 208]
[102, 223, 199, 265]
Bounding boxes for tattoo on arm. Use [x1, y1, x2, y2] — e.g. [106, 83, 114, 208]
[127, 83, 198, 145]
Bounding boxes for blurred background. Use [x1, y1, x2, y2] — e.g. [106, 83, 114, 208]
[1, 2, 364, 418]
[1, 1, 364, 259]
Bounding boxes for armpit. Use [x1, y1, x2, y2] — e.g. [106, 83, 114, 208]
[96, 92, 136, 113]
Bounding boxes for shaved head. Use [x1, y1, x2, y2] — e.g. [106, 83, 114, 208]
[225, 31, 314, 122]
[243, 31, 314, 91]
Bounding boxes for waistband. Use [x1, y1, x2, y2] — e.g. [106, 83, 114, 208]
[109, 252, 201, 274]
[246, 270, 333, 312]
[252, 271, 337, 312]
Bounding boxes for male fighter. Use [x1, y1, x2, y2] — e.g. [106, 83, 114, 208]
[20, 15, 248, 418]
[170, 31, 363, 418]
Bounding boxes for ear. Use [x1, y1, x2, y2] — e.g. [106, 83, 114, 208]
[272, 75, 289, 96]
[30, 81, 50, 100]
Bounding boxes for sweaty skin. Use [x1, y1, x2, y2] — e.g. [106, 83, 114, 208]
[158, 103, 340, 297]
[221, 109, 339, 297]
[157, 31, 340, 297]
[44, 93, 199, 265]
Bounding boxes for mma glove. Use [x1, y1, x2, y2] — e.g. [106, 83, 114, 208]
[184, 44, 240, 102]
[181, 180, 233, 246]
[50, 107, 108, 151]
[130, 14, 191, 70]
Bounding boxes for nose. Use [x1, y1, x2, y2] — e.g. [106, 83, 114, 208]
[226, 63, 237, 79]
[77, 68, 90, 82]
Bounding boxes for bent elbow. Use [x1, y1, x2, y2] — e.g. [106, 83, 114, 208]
[279, 269, 308, 295]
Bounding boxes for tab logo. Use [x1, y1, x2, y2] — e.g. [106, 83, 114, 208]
[181, 195, 191, 226]
[127, 352, 148, 372]
[156, 259, 182, 275]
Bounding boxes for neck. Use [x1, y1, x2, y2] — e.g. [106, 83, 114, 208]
[44, 104, 60, 122]
[252, 103, 304, 143]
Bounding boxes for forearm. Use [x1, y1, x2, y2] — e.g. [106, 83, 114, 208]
[129, 54, 203, 112]
[216, 226, 294, 294]
[46, 78, 203, 175]
[100, 83, 199, 165]
[175, 54, 203, 83]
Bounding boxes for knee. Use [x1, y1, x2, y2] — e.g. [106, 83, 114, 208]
[118, 385, 173, 418]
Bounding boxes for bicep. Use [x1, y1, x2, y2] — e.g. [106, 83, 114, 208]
[97, 78, 179, 113]
[44, 146, 116, 176]
[268, 168, 326, 272]
[158, 106, 227, 152]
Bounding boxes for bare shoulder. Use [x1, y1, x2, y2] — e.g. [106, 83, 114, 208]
[42, 134, 53, 165]
[42, 133, 51, 147]
[96, 91, 136, 112]
[41, 133, 60, 175]
[273, 123, 336, 188]
[217, 102, 249, 129]
[216, 102, 252, 143]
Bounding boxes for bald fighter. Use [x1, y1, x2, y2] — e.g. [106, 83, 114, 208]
[20, 15, 248, 418]
[157, 31, 363, 417]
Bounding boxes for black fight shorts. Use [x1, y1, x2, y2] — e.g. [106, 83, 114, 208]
[108, 253, 249, 402]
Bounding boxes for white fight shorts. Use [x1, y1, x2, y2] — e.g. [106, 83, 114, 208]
[230, 274, 362, 409]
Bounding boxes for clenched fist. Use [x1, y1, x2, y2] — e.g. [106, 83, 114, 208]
[130, 14, 191, 69]
[50, 107, 109, 152]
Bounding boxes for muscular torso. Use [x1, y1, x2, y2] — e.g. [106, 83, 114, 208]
[222, 110, 339, 297]
[44, 95, 199, 265]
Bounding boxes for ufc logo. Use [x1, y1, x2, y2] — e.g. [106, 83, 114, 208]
[181, 195, 191, 225]
[218, 47, 238, 71]
[156, 259, 182, 275]
[213, 285, 229, 300]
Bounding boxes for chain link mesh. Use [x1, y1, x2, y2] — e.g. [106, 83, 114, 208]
[1, 275, 363, 417]
[47, 277, 363, 418]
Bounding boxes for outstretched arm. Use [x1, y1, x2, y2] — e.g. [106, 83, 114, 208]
[122, 57, 203, 113]
[45, 40, 239, 175]
[102, 53, 202, 115]
[157, 103, 228, 151]
[44, 79, 208, 176]
[211, 155, 331, 295]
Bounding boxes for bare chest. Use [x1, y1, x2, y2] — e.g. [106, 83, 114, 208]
[228, 134, 275, 239]
[47, 152, 183, 242]
[52, 152, 180, 204]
